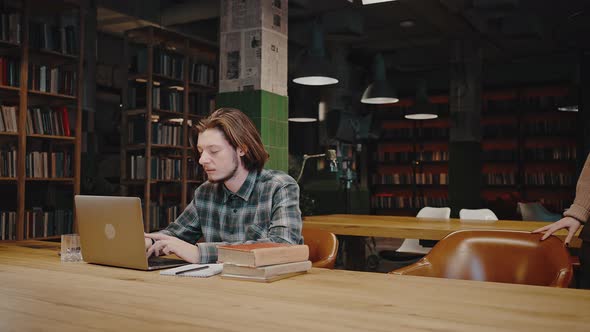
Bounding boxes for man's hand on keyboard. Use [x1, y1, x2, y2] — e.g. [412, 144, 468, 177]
[145, 233, 200, 264]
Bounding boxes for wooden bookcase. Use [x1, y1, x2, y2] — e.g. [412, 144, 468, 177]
[0, 0, 83, 241]
[120, 26, 217, 232]
[370, 96, 450, 216]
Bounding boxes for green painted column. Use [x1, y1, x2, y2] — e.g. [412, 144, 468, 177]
[216, 90, 289, 171]
[217, 0, 289, 172]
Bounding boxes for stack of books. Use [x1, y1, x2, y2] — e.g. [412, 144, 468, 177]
[217, 243, 311, 282]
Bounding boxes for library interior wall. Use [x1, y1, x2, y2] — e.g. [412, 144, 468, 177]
[81, 12, 590, 217]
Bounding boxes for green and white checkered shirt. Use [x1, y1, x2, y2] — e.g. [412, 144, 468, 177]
[161, 169, 303, 263]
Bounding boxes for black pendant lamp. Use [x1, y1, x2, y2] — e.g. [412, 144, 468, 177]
[292, 22, 338, 86]
[405, 79, 437, 120]
[361, 53, 399, 104]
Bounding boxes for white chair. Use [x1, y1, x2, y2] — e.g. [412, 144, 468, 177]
[366, 207, 451, 271]
[395, 207, 451, 254]
[459, 208, 499, 221]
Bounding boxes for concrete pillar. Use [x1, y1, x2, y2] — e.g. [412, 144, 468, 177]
[216, 0, 289, 171]
[448, 39, 483, 217]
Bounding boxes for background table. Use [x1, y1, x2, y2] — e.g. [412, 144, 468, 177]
[303, 214, 581, 270]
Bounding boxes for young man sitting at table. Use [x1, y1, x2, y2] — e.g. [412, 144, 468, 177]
[144, 108, 303, 263]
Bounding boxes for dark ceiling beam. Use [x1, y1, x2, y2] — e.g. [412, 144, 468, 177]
[160, 0, 220, 26]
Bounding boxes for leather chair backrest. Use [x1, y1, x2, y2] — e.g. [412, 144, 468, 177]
[391, 230, 572, 287]
[302, 228, 339, 269]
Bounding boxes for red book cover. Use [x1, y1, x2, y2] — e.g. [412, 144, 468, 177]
[59, 107, 70, 136]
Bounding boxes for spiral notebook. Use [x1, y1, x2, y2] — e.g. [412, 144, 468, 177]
[160, 264, 223, 277]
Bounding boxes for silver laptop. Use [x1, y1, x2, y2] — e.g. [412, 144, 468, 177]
[75, 195, 188, 270]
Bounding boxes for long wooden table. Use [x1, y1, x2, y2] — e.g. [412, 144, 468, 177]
[304, 214, 582, 248]
[1, 241, 590, 331]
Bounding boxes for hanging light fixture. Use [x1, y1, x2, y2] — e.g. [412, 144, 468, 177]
[361, 53, 398, 104]
[292, 22, 338, 86]
[288, 86, 318, 122]
[288, 104, 318, 122]
[405, 79, 438, 120]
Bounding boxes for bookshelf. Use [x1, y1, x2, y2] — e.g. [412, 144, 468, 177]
[121, 26, 217, 232]
[370, 85, 578, 219]
[481, 86, 578, 217]
[370, 97, 450, 216]
[0, 0, 83, 241]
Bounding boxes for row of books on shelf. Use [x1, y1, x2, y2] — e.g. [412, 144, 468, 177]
[128, 85, 214, 115]
[1, 106, 72, 136]
[371, 195, 449, 209]
[131, 48, 215, 86]
[482, 125, 518, 138]
[0, 57, 20, 86]
[189, 92, 215, 116]
[146, 204, 180, 232]
[482, 121, 576, 137]
[0, 208, 74, 240]
[26, 106, 71, 136]
[523, 120, 575, 136]
[151, 87, 183, 112]
[128, 155, 181, 180]
[522, 95, 570, 110]
[524, 172, 574, 186]
[0, 148, 16, 177]
[0, 12, 21, 44]
[153, 49, 183, 79]
[0, 105, 17, 132]
[128, 86, 184, 113]
[128, 119, 183, 146]
[28, 63, 76, 96]
[482, 150, 517, 161]
[524, 147, 576, 161]
[29, 20, 77, 55]
[484, 173, 516, 185]
[25, 151, 72, 178]
[372, 173, 448, 185]
[375, 151, 449, 163]
[24, 208, 73, 239]
[381, 127, 449, 140]
[482, 148, 576, 162]
[218, 243, 311, 282]
[189, 62, 215, 87]
[0, 211, 16, 240]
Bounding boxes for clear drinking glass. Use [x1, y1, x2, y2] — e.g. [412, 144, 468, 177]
[60, 234, 83, 262]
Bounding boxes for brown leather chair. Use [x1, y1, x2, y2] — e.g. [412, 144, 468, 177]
[302, 228, 339, 269]
[390, 230, 573, 287]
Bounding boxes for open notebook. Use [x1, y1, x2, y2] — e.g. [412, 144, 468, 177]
[160, 264, 223, 277]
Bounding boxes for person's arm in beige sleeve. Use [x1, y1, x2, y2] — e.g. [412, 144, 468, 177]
[533, 153, 590, 245]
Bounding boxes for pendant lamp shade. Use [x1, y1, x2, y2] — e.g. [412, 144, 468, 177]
[405, 79, 438, 120]
[292, 23, 338, 86]
[288, 86, 318, 122]
[288, 104, 318, 122]
[361, 53, 398, 104]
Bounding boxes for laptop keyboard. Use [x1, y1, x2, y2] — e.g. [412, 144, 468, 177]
[148, 256, 186, 267]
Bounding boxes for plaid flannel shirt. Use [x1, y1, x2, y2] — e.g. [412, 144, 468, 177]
[161, 169, 303, 263]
